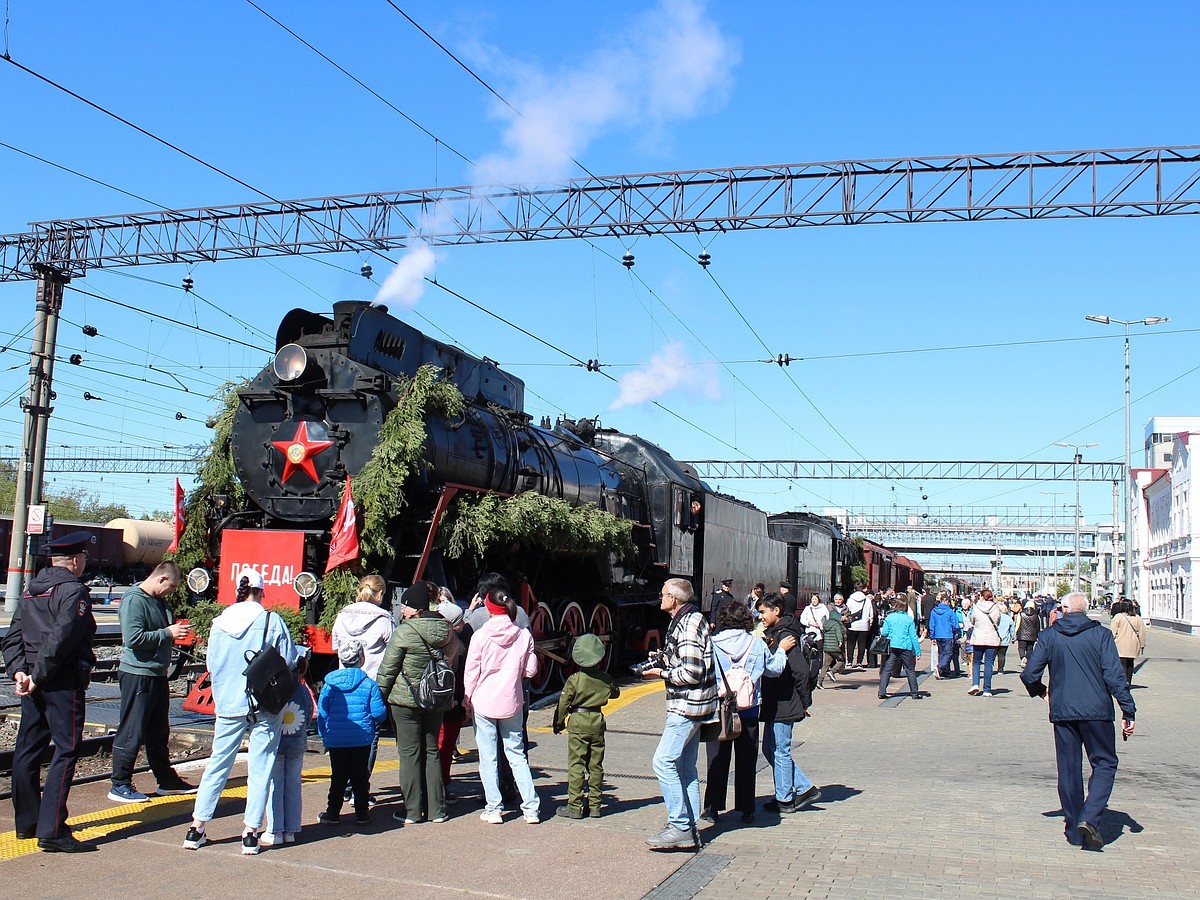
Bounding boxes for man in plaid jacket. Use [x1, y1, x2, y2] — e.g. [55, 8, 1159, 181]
[641, 578, 718, 851]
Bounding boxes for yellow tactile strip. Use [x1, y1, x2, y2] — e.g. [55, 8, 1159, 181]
[0, 760, 354, 861]
[0, 680, 664, 860]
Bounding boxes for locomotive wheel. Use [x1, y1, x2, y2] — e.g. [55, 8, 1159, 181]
[587, 601, 615, 673]
[557, 600, 588, 681]
[528, 600, 557, 694]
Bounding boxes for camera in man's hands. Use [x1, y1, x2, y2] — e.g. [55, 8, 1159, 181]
[630, 652, 665, 676]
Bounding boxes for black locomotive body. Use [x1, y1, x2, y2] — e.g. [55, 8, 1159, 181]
[222, 301, 806, 687]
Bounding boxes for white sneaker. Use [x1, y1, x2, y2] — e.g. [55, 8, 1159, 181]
[524, 814, 540, 825]
[982, 691, 993, 697]
[967, 685, 982, 695]
[479, 810, 504, 824]
[258, 832, 279, 847]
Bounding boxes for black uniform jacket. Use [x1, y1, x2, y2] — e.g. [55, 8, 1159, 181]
[2, 566, 96, 686]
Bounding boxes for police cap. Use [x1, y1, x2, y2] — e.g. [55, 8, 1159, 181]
[44, 531, 96, 555]
[720, 578, 733, 587]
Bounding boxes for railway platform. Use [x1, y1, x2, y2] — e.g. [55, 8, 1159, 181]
[1, 625, 1199, 898]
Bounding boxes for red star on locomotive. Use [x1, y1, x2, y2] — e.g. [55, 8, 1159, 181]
[271, 421, 334, 484]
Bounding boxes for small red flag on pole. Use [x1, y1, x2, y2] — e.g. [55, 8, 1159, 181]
[167, 478, 186, 553]
[326, 475, 360, 573]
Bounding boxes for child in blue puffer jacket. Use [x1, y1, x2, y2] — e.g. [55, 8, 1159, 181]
[318, 640, 386, 825]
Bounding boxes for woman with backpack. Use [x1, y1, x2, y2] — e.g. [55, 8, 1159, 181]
[701, 602, 794, 825]
[182, 571, 299, 856]
[463, 586, 541, 824]
[375, 581, 454, 824]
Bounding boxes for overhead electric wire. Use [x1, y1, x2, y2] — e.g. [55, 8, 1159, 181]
[67, 285, 271, 353]
[384, 2, 519, 116]
[0, 138, 165, 210]
[245, 0, 474, 168]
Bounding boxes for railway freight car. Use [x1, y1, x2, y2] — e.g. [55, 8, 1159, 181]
[184, 301, 788, 690]
[766, 511, 854, 600]
[0, 515, 172, 582]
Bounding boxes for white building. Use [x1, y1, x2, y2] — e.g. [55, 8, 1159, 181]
[1131, 430, 1200, 633]
[1145, 416, 1200, 468]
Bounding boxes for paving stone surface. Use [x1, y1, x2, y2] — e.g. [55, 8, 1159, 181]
[0, 617, 1195, 899]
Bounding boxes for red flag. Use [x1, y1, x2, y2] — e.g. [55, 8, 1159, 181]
[167, 478, 186, 553]
[326, 475, 360, 573]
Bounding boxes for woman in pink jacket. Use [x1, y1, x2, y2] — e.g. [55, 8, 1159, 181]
[464, 586, 541, 824]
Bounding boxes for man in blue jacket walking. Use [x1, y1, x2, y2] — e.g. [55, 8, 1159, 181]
[1020, 592, 1136, 849]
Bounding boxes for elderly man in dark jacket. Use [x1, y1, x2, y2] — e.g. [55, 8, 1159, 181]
[1020, 591, 1136, 850]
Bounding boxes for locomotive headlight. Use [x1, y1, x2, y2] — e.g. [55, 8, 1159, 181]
[273, 343, 310, 382]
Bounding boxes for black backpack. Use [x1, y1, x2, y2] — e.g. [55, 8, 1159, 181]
[243, 612, 297, 720]
[401, 625, 456, 712]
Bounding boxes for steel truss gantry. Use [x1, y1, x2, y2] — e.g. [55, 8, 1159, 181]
[685, 460, 1123, 482]
[3, 144, 1200, 281]
[0, 446, 202, 475]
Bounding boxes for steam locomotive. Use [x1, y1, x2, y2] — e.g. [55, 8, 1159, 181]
[209, 300, 854, 689]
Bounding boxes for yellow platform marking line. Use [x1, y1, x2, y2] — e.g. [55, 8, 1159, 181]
[0, 758, 402, 861]
[529, 678, 664, 733]
[1, 683, 668, 857]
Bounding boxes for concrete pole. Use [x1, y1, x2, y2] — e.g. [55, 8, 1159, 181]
[29, 273, 64, 510]
[4, 267, 67, 612]
[1124, 327, 1133, 602]
[1073, 452, 1082, 592]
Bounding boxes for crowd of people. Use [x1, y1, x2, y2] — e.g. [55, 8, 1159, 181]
[2, 536, 1147, 856]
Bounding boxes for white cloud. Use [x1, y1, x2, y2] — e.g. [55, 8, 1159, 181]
[473, 0, 739, 185]
[609, 341, 720, 410]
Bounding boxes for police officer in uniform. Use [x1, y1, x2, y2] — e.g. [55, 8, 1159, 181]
[709, 578, 734, 625]
[2, 532, 98, 852]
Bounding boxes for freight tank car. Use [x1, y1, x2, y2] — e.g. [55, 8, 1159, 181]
[202, 301, 786, 689]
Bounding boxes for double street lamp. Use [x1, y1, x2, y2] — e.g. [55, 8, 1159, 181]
[1085, 314, 1170, 603]
[1055, 441, 1100, 592]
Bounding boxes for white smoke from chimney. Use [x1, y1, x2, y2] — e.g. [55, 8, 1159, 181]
[473, 0, 739, 185]
[373, 241, 437, 310]
[609, 341, 720, 410]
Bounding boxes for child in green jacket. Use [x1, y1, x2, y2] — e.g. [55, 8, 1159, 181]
[553, 634, 620, 818]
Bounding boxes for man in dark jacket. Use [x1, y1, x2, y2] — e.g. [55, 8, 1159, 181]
[709, 578, 735, 625]
[1, 532, 98, 852]
[1020, 591, 1136, 850]
[756, 593, 820, 814]
[110, 561, 195, 803]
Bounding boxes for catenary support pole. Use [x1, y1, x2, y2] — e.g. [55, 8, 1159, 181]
[4, 267, 67, 612]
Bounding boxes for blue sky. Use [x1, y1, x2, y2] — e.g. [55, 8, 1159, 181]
[1, 0, 1198, 543]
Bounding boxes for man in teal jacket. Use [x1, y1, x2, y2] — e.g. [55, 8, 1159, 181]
[109, 561, 196, 802]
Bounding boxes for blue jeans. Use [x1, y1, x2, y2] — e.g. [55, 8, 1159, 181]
[192, 713, 281, 831]
[760, 720, 814, 802]
[972, 646, 996, 692]
[266, 750, 304, 836]
[475, 712, 539, 818]
[651, 713, 702, 831]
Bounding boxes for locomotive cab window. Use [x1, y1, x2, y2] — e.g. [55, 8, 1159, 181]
[676, 490, 702, 532]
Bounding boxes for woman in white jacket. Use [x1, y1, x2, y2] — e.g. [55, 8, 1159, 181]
[331, 575, 396, 802]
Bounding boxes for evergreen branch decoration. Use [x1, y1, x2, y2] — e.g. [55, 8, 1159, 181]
[166, 381, 247, 609]
[318, 567, 361, 634]
[352, 364, 465, 560]
[439, 491, 635, 560]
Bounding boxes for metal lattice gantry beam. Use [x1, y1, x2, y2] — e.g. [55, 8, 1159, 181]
[685, 460, 1124, 482]
[3, 145, 1200, 281]
[0, 445, 202, 474]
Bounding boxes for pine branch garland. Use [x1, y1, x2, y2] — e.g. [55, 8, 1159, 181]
[439, 491, 635, 561]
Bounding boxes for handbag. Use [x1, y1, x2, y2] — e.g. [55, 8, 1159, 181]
[711, 653, 743, 742]
[243, 612, 297, 721]
[869, 633, 890, 656]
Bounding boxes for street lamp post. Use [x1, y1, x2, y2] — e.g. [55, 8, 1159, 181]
[1085, 314, 1170, 603]
[1040, 490, 1068, 595]
[1055, 441, 1100, 593]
